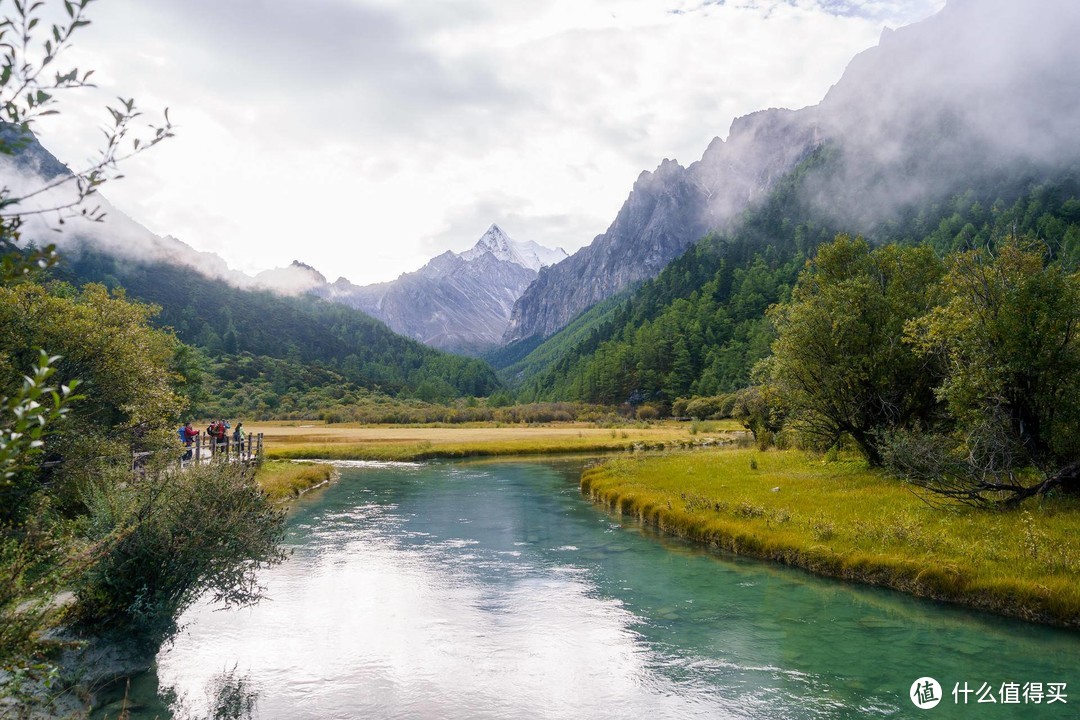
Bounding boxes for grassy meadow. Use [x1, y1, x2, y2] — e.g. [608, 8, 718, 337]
[249, 419, 746, 461]
[582, 448, 1080, 628]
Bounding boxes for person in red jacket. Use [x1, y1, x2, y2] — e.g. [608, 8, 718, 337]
[181, 421, 198, 460]
[215, 420, 228, 452]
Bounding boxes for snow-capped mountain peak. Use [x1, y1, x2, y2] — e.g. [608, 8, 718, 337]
[460, 223, 567, 271]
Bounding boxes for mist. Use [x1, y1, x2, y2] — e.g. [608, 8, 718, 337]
[682, 0, 1080, 241]
[805, 0, 1080, 231]
[0, 146, 335, 298]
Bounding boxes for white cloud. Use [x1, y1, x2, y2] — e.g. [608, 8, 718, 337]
[26, 0, 943, 284]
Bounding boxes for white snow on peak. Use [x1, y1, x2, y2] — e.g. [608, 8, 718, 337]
[460, 223, 568, 271]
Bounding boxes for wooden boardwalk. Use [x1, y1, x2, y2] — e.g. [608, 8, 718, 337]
[181, 432, 264, 468]
[133, 433, 265, 471]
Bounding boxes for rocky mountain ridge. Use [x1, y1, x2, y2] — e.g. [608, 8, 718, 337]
[504, 109, 819, 342]
[503, 0, 1080, 344]
[459, 223, 567, 272]
[318, 224, 567, 354]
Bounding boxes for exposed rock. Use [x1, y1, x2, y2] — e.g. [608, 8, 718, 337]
[504, 0, 1080, 343]
[503, 108, 820, 343]
[321, 224, 567, 355]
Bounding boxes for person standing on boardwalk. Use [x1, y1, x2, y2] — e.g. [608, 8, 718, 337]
[206, 420, 220, 452]
[181, 422, 198, 460]
[213, 420, 228, 453]
[233, 422, 246, 456]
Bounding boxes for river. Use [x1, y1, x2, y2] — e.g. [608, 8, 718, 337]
[103, 458, 1079, 719]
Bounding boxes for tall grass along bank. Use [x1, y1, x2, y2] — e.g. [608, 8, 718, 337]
[581, 449, 1080, 628]
[256, 460, 337, 502]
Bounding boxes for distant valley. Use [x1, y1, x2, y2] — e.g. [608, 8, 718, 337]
[3, 0, 1080, 417]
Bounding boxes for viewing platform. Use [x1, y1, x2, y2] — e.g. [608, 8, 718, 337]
[180, 432, 264, 468]
[133, 433, 265, 471]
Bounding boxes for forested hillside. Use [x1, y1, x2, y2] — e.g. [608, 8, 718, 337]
[513, 147, 1080, 409]
[52, 247, 501, 408]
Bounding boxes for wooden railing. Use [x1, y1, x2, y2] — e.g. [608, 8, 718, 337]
[180, 433, 264, 468]
[130, 433, 265, 471]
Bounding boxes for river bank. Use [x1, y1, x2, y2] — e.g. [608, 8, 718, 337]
[581, 448, 1080, 629]
[254, 429, 1080, 628]
[255, 460, 338, 502]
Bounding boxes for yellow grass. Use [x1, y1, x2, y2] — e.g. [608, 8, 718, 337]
[249, 420, 747, 461]
[582, 448, 1080, 628]
[255, 460, 336, 502]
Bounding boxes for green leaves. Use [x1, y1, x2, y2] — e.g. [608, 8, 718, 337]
[57, 246, 501, 406]
[770, 235, 1080, 504]
[767, 235, 945, 463]
[72, 461, 287, 644]
[0, 349, 80, 483]
[0, 0, 173, 227]
[0, 282, 188, 476]
[907, 240, 1080, 465]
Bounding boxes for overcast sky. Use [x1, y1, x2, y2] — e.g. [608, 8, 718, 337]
[33, 0, 943, 285]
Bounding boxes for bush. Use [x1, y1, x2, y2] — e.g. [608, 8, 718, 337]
[682, 394, 736, 420]
[71, 458, 286, 645]
[731, 386, 783, 448]
[636, 404, 660, 421]
[322, 409, 347, 424]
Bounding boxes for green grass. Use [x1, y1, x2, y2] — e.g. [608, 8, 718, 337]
[582, 448, 1080, 628]
[256, 460, 336, 502]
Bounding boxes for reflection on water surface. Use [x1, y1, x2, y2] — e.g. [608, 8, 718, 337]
[117, 459, 1079, 719]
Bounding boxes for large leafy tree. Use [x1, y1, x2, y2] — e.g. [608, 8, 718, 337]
[891, 240, 1080, 504]
[0, 0, 172, 672]
[766, 235, 945, 464]
[0, 0, 173, 493]
[0, 279, 287, 659]
[0, 282, 186, 520]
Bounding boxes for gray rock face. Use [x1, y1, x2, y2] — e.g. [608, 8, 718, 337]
[503, 109, 819, 343]
[323, 225, 567, 354]
[504, 0, 1080, 343]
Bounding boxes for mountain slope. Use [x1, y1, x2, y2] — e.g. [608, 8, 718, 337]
[515, 147, 1080, 406]
[0, 131, 502, 401]
[504, 0, 1080, 345]
[323, 224, 567, 354]
[504, 110, 818, 343]
[509, 0, 1080, 403]
[53, 244, 501, 399]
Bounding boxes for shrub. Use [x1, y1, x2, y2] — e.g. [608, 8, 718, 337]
[636, 405, 660, 421]
[71, 458, 287, 645]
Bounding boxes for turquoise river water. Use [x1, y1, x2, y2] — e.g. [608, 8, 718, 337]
[110, 458, 1079, 719]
